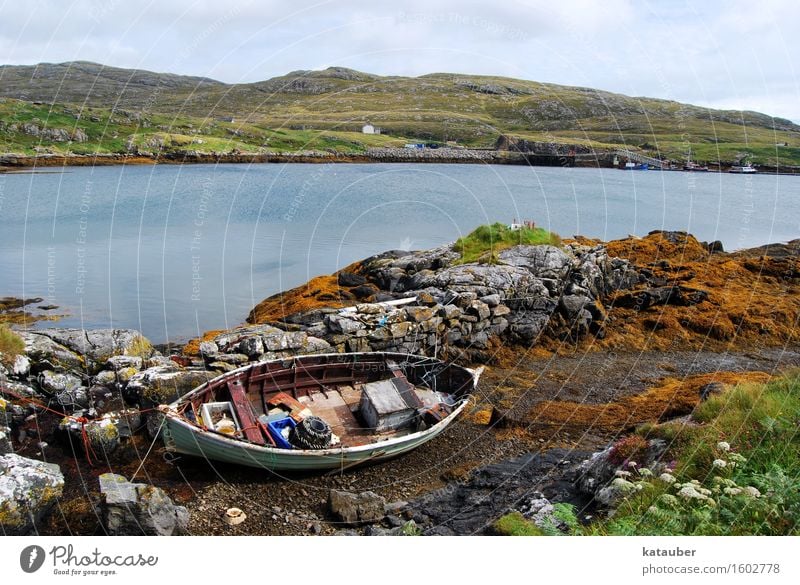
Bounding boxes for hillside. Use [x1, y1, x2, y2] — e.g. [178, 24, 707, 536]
[1, 61, 799, 166]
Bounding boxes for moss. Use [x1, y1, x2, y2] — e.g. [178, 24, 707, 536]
[493, 511, 546, 536]
[0, 502, 25, 527]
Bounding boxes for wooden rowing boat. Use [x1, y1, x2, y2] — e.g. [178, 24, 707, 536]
[159, 352, 482, 471]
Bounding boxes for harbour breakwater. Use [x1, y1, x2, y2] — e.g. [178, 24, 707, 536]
[0, 147, 616, 170]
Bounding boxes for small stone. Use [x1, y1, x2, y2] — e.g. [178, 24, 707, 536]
[39, 370, 83, 395]
[198, 341, 219, 356]
[11, 355, 31, 377]
[699, 382, 726, 401]
[480, 294, 501, 307]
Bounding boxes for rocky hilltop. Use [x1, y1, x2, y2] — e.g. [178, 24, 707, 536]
[1, 62, 799, 167]
[1, 229, 798, 535]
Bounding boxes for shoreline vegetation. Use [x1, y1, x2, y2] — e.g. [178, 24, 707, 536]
[3, 149, 800, 175]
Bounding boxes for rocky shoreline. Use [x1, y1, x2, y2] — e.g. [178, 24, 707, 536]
[1, 230, 798, 535]
[3, 150, 800, 174]
[0, 148, 529, 171]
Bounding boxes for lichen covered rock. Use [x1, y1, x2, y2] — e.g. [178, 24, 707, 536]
[99, 473, 188, 535]
[0, 453, 64, 535]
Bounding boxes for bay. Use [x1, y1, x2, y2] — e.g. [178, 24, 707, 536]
[0, 162, 796, 342]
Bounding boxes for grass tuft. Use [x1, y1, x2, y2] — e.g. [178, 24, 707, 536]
[453, 222, 561, 264]
[0, 325, 24, 365]
[492, 511, 546, 536]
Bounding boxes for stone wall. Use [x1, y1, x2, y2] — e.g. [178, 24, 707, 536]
[201, 241, 640, 366]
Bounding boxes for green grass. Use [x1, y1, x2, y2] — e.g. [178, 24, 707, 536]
[0, 324, 24, 365]
[453, 222, 562, 264]
[593, 372, 800, 535]
[0, 98, 410, 157]
[2, 65, 800, 164]
[493, 512, 546, 536]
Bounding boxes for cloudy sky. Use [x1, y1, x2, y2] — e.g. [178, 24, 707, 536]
[1, 0, 799, 120]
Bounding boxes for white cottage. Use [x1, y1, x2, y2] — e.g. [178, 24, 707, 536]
[362, 123, 377, 134]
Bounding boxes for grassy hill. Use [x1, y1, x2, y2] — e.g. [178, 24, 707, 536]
[1, 61, 799, 165]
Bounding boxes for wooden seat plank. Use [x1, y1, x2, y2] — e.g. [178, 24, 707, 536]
[227, 379, 266, 445]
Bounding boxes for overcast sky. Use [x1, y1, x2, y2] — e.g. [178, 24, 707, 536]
[2, 0, 799, 121]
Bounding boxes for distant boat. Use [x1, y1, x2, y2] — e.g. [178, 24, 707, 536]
[623, 161, 648, 171]
[160, 352, 481, 471]
[684, 149, 709, 172]
[729, 164, 757, 174]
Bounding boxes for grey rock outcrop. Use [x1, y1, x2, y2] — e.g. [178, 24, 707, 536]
[99, 473, 188, 535]
[59, 409, 142, 455]
[125, 365, 211, 407]
[0, 453, 64, 535]
[0, 426, 12, 455]
[20, 328, 153, 375]
[232, 241, 640, 363]
[328, 489, 387, 526]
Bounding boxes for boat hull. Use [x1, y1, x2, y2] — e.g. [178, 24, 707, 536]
[160, 351, 478, 471]
[162, 398, 469, 471]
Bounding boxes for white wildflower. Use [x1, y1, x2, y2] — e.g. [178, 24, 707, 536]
[712, 459, 727, 469]
[678, 485, 707, 500]
[659, 473, 676, 484]
[743, 486, 761, 498]
[724, 487, 743, 496]
[716, 441, 731, 452]
[659, 494, 679, 508]
[639, 468, 653, 478]
[610, 477, 637, 492]
[614, 470, 633, 478]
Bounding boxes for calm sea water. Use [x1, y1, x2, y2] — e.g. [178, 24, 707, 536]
[0, 163, 797, 342]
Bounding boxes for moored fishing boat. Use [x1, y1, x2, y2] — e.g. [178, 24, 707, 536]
[159, 352, 481, 471]
[729, 163, 757, 174]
